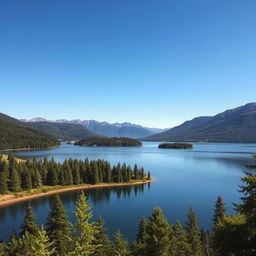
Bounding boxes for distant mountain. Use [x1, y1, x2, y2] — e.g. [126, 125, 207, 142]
[0, 113, 59, 150]
[143, 103, 256, 142]
[23, 118, 166, 139]
[27, 122, 99, 140]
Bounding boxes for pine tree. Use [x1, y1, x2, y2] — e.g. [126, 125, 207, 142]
[0, 161, 8, 194]
[21, 168, 32, 190]
[94, 217, 112, 256]
[235, 155, 256, 255]
[20, 204, 38, 236]
[145, 207, 170, 256]
[7, 232, 19, 256]
[111, 230, 130, 256]
[33, 169, 42, 188]
[32, 227, 55, 256]
[70, 192, 99, 256]
[213, 196, 226, 226]
[169, 221, 191, 256]
[132, 217, 147, 256]
[185, 207, 202, 256]
[93, 163, 99, 184]
[147, 171, 151, 180]
[46, 195, 71, 256]
[16, 231, 36, 256]
[8, 166, 21, 192]
[0, 242, 7, 256]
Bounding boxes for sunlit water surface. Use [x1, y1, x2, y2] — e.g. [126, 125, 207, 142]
[1, 142, 255, 241]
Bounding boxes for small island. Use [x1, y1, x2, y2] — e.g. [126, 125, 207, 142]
[75, 137, 142, 147]
[158, 142, 193, 149]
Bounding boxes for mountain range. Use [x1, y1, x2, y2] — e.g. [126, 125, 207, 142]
[23, 118, 166, 139]
[143, 103, 256, 142]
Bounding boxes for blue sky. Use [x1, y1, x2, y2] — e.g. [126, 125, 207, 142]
[0, 0, 255, 128]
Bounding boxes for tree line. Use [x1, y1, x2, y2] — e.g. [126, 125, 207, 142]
[74, 137, 142, 147]
[0, 155, 150, 194]
[0, 155, 255, 256]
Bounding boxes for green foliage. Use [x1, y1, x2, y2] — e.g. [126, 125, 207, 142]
[0, 242, 7, 256]
[75, 137, 142, 147]
[94, 217, 112, 256]
[145, 207, 170, 256]
[169, 221, 191, 256]
[0, 112, 59, 150]
[132, 217, 147, 256]
[20, 204, 38, 236]
[0, 161, 8, 194]
[111, 230, 130, 256]
[46, 195, 71, 256]
[185, 207, 202, 256]
[212, 215, 247, 256]
[32, 227, 55, 256]
[70, 192, 99, 256]
[213, 196, 226, 226]
[0, 156, 147, 194]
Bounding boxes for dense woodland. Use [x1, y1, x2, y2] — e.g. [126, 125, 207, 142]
[0, 156, 255, 256]
[75, 137, 142, 147]
[0, 113, 59, 150]
[158, 143, 193, 149]
[0, 155, 149, 194]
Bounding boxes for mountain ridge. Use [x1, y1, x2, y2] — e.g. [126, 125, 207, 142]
[23, 118, 167, 138]
[143, 103, 256, 142]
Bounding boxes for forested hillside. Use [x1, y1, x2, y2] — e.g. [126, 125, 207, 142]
[144, 103, 256, 142]
[0, 113, 59, 150]
[27, 121, 98, 140]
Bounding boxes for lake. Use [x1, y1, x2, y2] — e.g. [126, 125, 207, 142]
[0, 141, 255, 241]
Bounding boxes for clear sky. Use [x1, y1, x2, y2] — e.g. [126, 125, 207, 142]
[0, 0, 255, 128]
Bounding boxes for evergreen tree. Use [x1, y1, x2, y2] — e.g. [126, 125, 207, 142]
[70, 192, 99, 256]
[213, 196, 226, 226]
[145, 207, 170, 256]
[169, 221, 191, 256]
[185, 207, 202, 256]
[21, 168, 32, 190]
[0, 161, 8, 194]
[46, 195, 71, 256]
[16, 231, 36, 256]
[93, 163, 99, 184]
[94, 217, 112, 256]
[147, 171, 151, 180]
[111, 230, 130, 256]
[33, 169, 42, 188]
[32, 227, 55, 256]
[132, 217, 147, 256]
[6, 232, 19, 256]
[212, 215, 248, 256]
[0, 242, 7, 256]
[236, 155, 256, 254]
[20, 204, 38, 236]
[8, 166, 21, 192]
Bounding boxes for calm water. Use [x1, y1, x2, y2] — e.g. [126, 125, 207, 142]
[0, 142, 255, 241]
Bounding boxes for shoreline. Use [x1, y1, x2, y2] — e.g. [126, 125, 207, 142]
[0, 145, 59, 153]
[0, 179, 152, 208]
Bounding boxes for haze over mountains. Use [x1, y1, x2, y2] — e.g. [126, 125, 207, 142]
[143, 103, 256, 142]
[23, 118, 166, 139]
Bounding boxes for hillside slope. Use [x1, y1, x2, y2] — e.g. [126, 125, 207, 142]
[143, 103, 256, 142]
[28, 122, 99, 140]
[0, 113, 59, 150]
